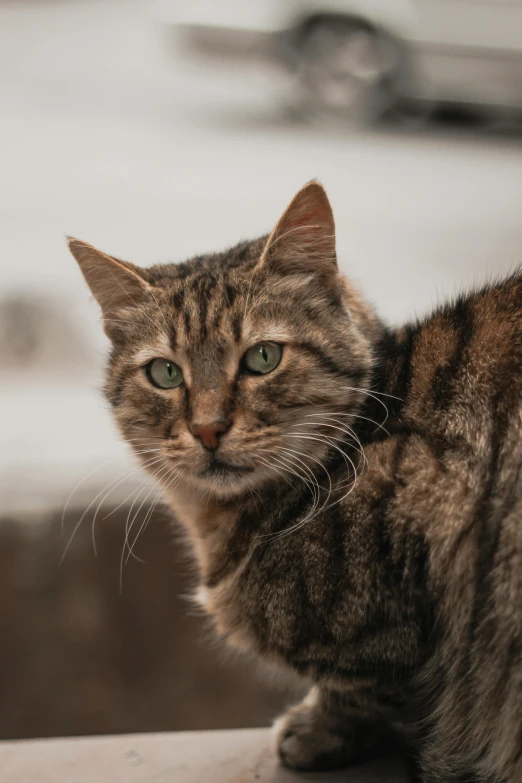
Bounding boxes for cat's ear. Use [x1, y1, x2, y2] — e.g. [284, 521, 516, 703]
[67, 237, 152, 323]
[259, 181, 337, 278]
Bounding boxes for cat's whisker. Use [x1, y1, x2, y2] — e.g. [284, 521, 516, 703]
[266, 445, 319, 487]
[122, 467, 170, 565]
[124, 423, 164, 438]
[256, 457, 296, 492]
[121, 484, 148, 568]
[319, 454, 362, 516]
[91, 449, 166, 556]
[271, 448, 322, 499]
[127, 466, 187, 568]
[119, 465, 174, 593]
[298, 418, 368, 466]
[322, 436, 358, 483]
[122, 462, 177, 573]
[61, 447, 164, 537]
[255, 456, 323, 538]
[271, 450, 324, 520]
[264, 452, 319, 506]
[359, 387, 402, 401]
[339, 386, 391, 424]
[259, 446, 321, 501]
[247, 486, 263, 505]
[136, 471, 181, 551]
[277, 443, 333, 490]
[258, 448, 317, 493]
[260, 448, 334, 540]
[348, 412, 391, 437]
[286, 432, 356, 475]
[123, 436, 162, 445]
[277, 444, 334, 518]
[310, 410, 391, 438]
[299, 413, 368, 450]
[286, 432, 358, 497]
[91, 455, 166, 554]
[124, 439, 163, 449]
[100, 455, 165, 522]
[125, 464, 185, 566]
[61, 453, 164, 564]
[274, 434, 359, 536]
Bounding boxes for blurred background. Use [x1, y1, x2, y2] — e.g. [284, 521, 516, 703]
[0, 0, 521, 740]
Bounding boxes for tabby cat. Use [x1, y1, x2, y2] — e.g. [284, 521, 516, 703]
[69, 182, 522, 783]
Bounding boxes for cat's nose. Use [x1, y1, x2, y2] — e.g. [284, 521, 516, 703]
[190, 419, 231, 451]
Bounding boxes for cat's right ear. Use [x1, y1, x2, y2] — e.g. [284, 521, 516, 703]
[67, 237, 152, 331]
[257, 181, 337, 281]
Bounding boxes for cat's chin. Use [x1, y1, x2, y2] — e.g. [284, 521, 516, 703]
[184, 461, 268, 500]
[200, 458, 254, 480]
[193, 472, 258, 499]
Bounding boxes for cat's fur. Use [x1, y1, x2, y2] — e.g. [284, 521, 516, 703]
[69, 182, 522, 783]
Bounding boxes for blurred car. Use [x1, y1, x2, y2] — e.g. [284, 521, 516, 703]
[163, 0, 522, 123]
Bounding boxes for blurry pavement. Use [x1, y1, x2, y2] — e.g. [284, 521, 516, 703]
[1, 0, 522, 514]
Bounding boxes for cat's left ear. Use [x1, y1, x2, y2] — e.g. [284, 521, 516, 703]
[258, 181, 337, 279]
[67, 237, 152, 332]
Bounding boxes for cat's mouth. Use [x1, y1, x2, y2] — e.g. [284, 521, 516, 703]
[200, 458, 254, 479]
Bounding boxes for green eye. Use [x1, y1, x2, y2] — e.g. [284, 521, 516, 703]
[243, 342, 282, 375]
[147, 358, 183, 389]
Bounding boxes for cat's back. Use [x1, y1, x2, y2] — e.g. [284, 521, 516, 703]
[398, 271, 522, 445]
[386, 271, 522, 544]
[369, 270, 522, 602]
[397, 273, 522, 782]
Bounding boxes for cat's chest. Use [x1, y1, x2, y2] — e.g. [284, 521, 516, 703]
[193, 521, 428, 692]
[193, 539, 352, 682]
[176, 491, 379, 682]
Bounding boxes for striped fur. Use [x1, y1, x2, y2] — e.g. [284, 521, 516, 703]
[70, 183, 522, 783]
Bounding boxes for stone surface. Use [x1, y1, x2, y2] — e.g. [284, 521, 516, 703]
[0, 728, 408, 783]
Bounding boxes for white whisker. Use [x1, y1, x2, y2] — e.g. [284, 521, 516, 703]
[61, 453, 164, 564]
[61, 447, 164, 537]
[339, 385, 392, 424]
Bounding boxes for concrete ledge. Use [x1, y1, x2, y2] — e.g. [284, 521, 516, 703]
[0, 728, 408, 782]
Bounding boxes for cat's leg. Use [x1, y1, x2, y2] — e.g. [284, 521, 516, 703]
[274, 685, 398, 772]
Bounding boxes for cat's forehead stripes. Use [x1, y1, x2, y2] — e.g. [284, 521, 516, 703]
[161, 271, 320, 353]
[174, 274, 246, 347]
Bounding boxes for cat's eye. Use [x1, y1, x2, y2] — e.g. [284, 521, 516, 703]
[243, 342, 282, 375]
[147, 358, 184, 389]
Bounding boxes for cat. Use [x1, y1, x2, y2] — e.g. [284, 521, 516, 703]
[69, 181, 522, 783]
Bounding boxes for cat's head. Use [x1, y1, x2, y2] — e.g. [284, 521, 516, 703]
[69, 182, 381, 500]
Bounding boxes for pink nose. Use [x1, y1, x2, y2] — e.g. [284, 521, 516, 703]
[190, 419, 230, 451]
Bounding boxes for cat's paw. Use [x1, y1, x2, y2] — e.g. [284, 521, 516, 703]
[273, 699, 354, 772]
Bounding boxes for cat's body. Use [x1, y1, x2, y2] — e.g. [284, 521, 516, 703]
[69, 183, 522, 783]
